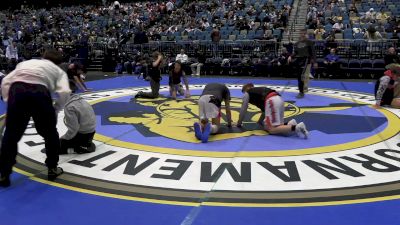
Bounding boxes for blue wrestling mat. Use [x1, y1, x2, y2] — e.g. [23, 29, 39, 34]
[0, 75, 399, 225]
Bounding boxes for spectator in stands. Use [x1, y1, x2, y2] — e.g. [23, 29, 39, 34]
[324, 35, 338, 56]
[314, 25, 325, 40]
[274, 47, 291, 76]
[376, 9, 390, 24]
[5, 41, 18, 72]
[176, 49, 189, 64]
[384, 47, 400, 66]
[176, 48, 189, 74]
[134, 27, 149, 45]
[211, 26, 221, 58]
[364, 25, 383, 53]
[191, 50, 206, 76]
[166, 0, 174, 14]
[348, 4, 358, 15]
[365, 8, 376, 22]
[332, 20, 344, 33]
[307, 7, 317, 24]
[323, 48, 340, 78]
[308, 19, 318, 30]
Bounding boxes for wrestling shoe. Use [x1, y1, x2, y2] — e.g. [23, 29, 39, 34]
[287, 119, 298, 126]
[201, 123, 211, 143]
[295, 122, 309, 139]
[134, 91, 143, 98]
[48, 167, 64, 181]
[0, 175, 10, 187]
[194, 122, 202, 140]
[296, 93, 304, 99]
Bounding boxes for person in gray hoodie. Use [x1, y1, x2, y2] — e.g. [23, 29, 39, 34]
[59, 94, 96, 155]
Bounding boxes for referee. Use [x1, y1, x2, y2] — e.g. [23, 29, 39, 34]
[0, 49, 71, 187]
[288, 29, 316, 98]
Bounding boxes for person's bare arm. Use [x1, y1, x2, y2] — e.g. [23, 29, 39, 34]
[224, 98, 232, 127]
[153, 54, 163, 67]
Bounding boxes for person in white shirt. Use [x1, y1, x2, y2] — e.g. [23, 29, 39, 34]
[176, 49, 189, 64]
[365, 8, 375, 22]
[0, 49, 71, 187]
[112, 1, 120, 9]
[5, 41, 18, 71]
[166, 0, 174, 13]
[332, 20, 344, 32]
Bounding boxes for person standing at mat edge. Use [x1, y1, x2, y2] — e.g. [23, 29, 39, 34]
[237, 83, 309, 138]
[194, 83, 233, 143]
[135, 51, 163, 99]
[0, 49, 71, 187]
[288, 29, 317, 98]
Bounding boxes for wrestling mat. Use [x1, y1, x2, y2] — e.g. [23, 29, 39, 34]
[0, 76, 399, 225]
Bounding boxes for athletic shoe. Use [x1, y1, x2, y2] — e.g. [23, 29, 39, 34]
[0, 175, 10, 187]
[295, 122, 309, 139]
[287, 119, 298, 126]
[201, 123, 211, 143]
[75, 143, 96, 154]
[296, 93, 304, 99]
[134, 91, 143, 98]
[194, 122, 202, 140]
[48, 167, 64, 181]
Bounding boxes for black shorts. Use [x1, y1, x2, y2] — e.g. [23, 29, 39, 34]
[380, 97, 393, 106]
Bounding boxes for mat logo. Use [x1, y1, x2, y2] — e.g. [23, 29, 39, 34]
[16, 85, 400, 206]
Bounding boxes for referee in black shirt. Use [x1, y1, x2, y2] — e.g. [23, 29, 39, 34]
[288, 29, 317, 98]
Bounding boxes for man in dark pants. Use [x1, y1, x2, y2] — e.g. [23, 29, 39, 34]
[135, 52, 163, 99]
[59, 94, 96, 154]
[0, 49, 71, 187]
[288, 29, 317, 98]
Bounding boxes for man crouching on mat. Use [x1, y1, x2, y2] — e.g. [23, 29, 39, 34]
[374, 63, 400, 108]
[59, 94, 96, 154]
[237, 83, 309, 138]
[194, 83, 233, 143]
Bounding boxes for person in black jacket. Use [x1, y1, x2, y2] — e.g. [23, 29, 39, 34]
[288, 29, 317, 98]
[384, 47, 400, 66]
[135, 51, 163, 99]
[237, 83, 309, 138]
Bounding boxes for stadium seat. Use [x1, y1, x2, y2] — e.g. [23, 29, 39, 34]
[228, 35, 236, 41]
[372, 59, 386, 74]
[360, 59, 373, 72]
[348, 59, 362, 78]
